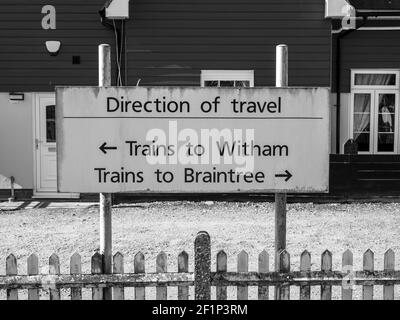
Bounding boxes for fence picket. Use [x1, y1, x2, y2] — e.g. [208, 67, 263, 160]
[91, 252, 103, 300]
[178, 251, 189, 300]
[70, 253, 82, 300]
[237, 250, 248, 300]
[113, 252, 124, 300]
[362, 249, 374, 300]
[134, 252, 145, 300]
[321, 250, 332, 300]
[27, 254, 39, 300]
[258, 250, 269, 300]
[276, 250, 290, 300]
[300, 250, 311, 300]
[49, 253, 60, 300]
[383, 249, 395, 300]
[194, 231, 211, 300]
[342, 249, 353, 300]
[156, 252, 168, 300]
[6, 254, 18, 300]
[216, 250, 227, 300]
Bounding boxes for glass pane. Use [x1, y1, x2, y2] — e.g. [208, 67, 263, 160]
[379, 94, 395, 113]
[378, 133, 394, 152]
[377, 94, 396, 152]
[355, 73, 396, 86]
[235, 80, 250, 87]
[353, 93, 371, 152]
[354, 94, 371, 113]
[46, 105, 56, 143]
[354, 132, 370, 152]
[354, 115, 370, 132]
[204, 80, 218, 87]
[205, 79, 252, 87]
[378, 112, 395, 132]
[220, 81, 234, 87]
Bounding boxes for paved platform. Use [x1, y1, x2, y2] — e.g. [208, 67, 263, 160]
[0, 201, 98, 210]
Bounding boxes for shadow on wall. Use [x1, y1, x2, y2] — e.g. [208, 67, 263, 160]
[0, 174, 22, 189]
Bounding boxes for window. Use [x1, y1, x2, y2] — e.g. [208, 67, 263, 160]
[350, 70, 399, 154]
[352, 70, 399, 89]
[201, 70, 254, 88]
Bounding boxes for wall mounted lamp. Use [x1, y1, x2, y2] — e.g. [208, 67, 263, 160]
[45, 40, 62, 56]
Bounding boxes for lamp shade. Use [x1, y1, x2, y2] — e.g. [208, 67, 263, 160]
[45, 41, 61, 56]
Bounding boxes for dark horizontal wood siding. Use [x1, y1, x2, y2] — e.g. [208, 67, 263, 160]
[334, 30, 400, 93]
[330, 154, 400, 196]
[0, 0, 115, 92]
[0, 0, 331, 91]
[126, 0, 331, 86]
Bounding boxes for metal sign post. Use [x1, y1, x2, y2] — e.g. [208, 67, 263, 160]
[98, 44, 113, 300]
[275, 44, 288, 298]
[275, 44, 288, 259]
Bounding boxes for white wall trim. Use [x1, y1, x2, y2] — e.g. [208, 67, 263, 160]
[359, 27, 400, 31]
[32, 92, 79, 197]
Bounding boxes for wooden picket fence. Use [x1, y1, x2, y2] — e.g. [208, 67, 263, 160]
[0, 231, 399, 300]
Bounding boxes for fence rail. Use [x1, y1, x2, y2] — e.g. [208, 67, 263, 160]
[0, 232, 398, 300]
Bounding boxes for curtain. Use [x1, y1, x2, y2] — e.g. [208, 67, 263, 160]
[353, 94, 371, 141]
[355, 73, 395, 86]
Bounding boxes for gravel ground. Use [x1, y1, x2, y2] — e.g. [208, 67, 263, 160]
[0, 201, 399, 300]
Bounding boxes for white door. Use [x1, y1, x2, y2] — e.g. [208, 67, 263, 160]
[35, 95, 57, 193]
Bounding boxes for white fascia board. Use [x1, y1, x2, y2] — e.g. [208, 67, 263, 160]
[325, 0, 355, 18]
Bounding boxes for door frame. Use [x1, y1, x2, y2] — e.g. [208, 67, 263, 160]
[350, 69, 400, 155]
[32, 93, 79, 199]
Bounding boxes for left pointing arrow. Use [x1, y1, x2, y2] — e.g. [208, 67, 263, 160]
[99, 142, 117, 154]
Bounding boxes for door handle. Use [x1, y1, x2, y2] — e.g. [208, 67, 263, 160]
[35, 139, 42, 149]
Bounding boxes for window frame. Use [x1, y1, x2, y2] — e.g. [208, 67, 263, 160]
[200, 70, 254, 87]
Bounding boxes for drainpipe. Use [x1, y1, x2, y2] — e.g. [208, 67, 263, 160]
[335, 16, 367, 154]
[8, 176, 15, 203]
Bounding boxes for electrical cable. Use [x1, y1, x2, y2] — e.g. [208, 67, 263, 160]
[112, 19, 123, 86]
[119, 20, 124, 86]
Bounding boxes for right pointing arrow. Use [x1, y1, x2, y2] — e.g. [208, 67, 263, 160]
[275, 170, 292, 182]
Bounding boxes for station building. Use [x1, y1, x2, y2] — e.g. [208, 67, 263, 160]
[1, 0, 400, 200]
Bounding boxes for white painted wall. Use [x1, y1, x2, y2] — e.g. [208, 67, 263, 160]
[0, 92, 34, 189]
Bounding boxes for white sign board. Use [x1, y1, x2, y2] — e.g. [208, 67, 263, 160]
[56, 87, 330, 193]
